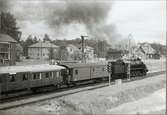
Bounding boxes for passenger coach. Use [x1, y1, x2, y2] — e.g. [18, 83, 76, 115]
[0, 64, 65, 94]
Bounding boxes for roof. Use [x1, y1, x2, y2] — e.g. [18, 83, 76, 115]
[59, 62, 107, 68]
[0, 34, 17, 43]
[28, 42, 58, 48]
[0, 64, 65, 74]
[138, 43, 156, 54]
[67, 44, 79, 50]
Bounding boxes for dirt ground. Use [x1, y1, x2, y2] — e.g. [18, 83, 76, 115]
[1, 74, 166, 115]
[1, 58, 166, 115]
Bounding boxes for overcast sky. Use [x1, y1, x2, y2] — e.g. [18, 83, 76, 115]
[6, 0, 166, 45]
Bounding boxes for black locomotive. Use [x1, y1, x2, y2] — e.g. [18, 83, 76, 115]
[108, 58, 148, 79]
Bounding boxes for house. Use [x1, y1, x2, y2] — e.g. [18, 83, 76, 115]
[0, 34, 17, 66]
[66, 44, 94, 60]
[28, 41, 58, 59]
[84, 46, 94, 60]
[133, 43, 160, 59]
[106, 49, 123, 60]
[77, 45, 94, 60]
[66, 44, 80, 55]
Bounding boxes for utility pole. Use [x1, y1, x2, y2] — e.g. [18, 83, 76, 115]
[127, 34, 132, 80]
[81, 35, 88, 63]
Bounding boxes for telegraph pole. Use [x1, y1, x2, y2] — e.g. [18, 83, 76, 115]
[127, 34, 132, 80]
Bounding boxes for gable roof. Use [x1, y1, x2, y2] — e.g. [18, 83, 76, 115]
[135, 43, 157, 54]
[29, 41, 58, 48]
[0, 34, 17, 43]
[59, 62, 107, 68]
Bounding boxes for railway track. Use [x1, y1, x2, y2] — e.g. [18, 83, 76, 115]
[0, 70, 166, 110]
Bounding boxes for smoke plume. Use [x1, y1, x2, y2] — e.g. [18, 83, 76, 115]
[46, 0, 121, 45]
[0, 0, 122, 45]
[0, 0, 10, 12]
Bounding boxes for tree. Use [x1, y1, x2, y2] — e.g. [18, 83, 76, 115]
[71, 50, 82, 60]
[0, 12, 21, 42]
[16, 44, 23, 61]
[48, 47, 54, 60]
[33, 36, 38, 43]
[56, 46, 69, 61]
[43, 34, 51, 42]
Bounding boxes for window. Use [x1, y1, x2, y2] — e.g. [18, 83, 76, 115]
[33, 73, 40, 80]
[0, 77, 2, 83]
[9, 75, 15, 82]
[56, 72, 59, 77]
[75, 70, 78, 75]
[22, 74, 28, 81]
[93, 68, 95, 72]
[45, 72, 49, 78]
[102, 67, 105, 72]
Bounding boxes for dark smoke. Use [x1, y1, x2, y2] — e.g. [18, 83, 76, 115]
[0, 0, 122, 45]
[47, 0, 121, 45]
[0, 0, 10, 12]
[48, 1, 111, 28]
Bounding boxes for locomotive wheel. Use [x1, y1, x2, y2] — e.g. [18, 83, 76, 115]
[136, 71, 140, 76]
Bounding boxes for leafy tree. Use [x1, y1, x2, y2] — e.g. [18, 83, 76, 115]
[0, 12, 21, 42]
[21, 35, 39, 57]
[70, 50, 82, 60]
[43, 34, 51, 42]
[16, 44, 23, 61]
[48, 47, 54, 60]
[56, 46, 69, 61]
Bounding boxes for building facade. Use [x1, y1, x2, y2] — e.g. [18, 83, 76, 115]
[28, 41, 58, 59]
[0, 34, 17, 66]
[133, 43, 160, 59]
[66, 44, 80, 55]
[106, 49, 123, 60]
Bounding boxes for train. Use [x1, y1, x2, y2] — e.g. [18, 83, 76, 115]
[0, 58, 148, 96]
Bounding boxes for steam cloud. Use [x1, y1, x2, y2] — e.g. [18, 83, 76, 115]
[0, 0, 122, 45]
[47, 0, 122, 44]
[0, 0, 10, 12]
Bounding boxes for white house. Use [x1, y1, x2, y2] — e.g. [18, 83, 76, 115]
[28, 41, 58, 59]
[133, 43, 160, 59]
[66, 44, 80, 55]
[84, 46, 94, 60]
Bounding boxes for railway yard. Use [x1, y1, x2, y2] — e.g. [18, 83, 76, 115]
[0, 58, 166, 115]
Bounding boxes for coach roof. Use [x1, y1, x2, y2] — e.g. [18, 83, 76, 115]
[59, 62, 107, 68]
[0, 64, 65, 74]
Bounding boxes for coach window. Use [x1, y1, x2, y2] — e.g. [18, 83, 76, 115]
[93, 67, 95, 72]
[102, 67, 105, 72]
[75, 70, 78, 75]
[0, 76, 2, 83]
[56, 72, 59, 77]
[9, 75, 16, 82]
[23, 74, 28, 81]
[45, 72, 49, 78]
[33, 73, 40, 80]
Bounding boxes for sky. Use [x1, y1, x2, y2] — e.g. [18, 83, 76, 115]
[2, 0, 166, 45]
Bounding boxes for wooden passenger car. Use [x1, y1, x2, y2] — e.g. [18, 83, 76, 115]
[0, 64, 65, 93]
[59, 62, 108, 83]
